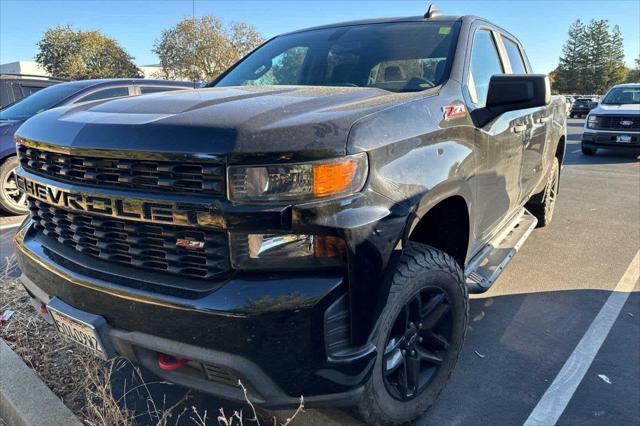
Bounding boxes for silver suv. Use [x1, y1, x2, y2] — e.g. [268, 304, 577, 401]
[582, 83, 640, 155]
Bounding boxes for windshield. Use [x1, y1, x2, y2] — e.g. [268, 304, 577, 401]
[214, 21, 461, 93]
[0, 83, 82, 120]
[602, 87, 640, 105]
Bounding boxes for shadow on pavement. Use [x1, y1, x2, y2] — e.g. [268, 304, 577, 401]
[103, 289, 638, 426]
[563, 149, 640, 166]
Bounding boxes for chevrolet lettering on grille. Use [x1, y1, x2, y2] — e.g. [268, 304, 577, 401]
[15, 173, 224, 229]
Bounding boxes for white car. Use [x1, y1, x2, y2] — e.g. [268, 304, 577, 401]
[582, 83, 640, 155]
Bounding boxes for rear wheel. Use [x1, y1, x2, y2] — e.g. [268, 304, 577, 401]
[527, 157, 560, 228]
[0, 156, 28, 215]
[353, 243, 468, 425]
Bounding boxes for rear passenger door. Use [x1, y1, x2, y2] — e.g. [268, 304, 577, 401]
[465, 27, 526, 243]
[499, 34, 549, 202]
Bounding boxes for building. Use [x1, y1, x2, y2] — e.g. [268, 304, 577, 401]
[0, 61, 49, 76]
[1, 60, 168, 80]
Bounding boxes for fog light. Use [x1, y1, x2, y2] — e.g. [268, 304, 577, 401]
[230, 233, 346, 270]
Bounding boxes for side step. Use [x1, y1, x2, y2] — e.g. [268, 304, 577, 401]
[464, 208, 538, 293]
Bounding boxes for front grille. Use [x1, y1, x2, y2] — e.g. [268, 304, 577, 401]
[18, 145, 225, 196]
[29, 198, 230, 280]
[596, 115, 640, 131]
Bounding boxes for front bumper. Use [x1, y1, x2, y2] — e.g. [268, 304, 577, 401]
[16, 219, 377, 408]
[582, 129, 640, 150]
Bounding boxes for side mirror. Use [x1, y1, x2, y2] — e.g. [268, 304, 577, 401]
[473, 74, 550, 127]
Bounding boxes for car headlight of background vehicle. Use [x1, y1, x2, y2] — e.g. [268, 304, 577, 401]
[228, 153, 368, 202]
[586, 114, 601, 129]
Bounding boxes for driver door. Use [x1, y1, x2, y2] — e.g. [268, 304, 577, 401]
[466, 28, 526, 244]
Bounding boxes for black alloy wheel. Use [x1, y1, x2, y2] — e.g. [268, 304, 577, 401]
[382, 287, 452, 401]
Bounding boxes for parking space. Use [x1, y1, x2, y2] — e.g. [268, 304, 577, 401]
[422, 118, 639, 425]
[0, 118, 638, 424]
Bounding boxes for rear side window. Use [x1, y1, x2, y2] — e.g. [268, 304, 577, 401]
[502, 37, 527, 74]
[139, 86, 185, 94]
[78, 87, 129, 102]
[469, 30, 504, 106]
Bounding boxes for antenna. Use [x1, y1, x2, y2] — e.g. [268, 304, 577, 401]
[424, 3, 442, 19]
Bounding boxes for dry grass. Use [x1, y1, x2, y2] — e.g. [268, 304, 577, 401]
[0, 255, 305, 426]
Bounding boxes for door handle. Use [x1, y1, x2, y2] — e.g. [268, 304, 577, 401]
[536, 116, 550, 123]
[512, 124, 527, 133]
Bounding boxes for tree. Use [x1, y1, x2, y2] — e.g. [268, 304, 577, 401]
[35, 26, 142, 79]
[625, 56, 640, 83]
[553, 20, 586, 94]
[153, 16, 263, 82]
[553, 19, 628, 94]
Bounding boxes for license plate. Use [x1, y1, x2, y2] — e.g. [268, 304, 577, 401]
[616, 135, 632, 143]
[47, 298, 112, 360]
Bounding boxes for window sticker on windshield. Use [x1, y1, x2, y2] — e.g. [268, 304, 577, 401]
[439, 26, 451, 35]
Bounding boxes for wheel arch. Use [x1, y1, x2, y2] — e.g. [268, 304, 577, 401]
[406, 195, 471, 268]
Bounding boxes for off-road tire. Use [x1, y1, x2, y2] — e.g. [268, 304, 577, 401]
[527, 157, 560, 228]
[0, 156, 28, 215]
[353, 243, 468, 425]
[581, 144, 596, 155]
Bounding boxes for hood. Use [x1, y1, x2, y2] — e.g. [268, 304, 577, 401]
[590, 103, 640, 115]
[15, 86, 422, 158]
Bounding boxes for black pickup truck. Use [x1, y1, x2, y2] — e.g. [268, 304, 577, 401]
[14, 6, 566, 424]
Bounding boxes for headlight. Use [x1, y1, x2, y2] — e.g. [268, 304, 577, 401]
[586, 115, 600, 129]
[229, 233, 346, 270]
[228, 153, 368, 202]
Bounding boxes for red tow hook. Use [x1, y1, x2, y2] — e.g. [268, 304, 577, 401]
[157, 353, 189, 371]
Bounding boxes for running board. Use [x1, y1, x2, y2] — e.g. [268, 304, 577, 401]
[464, 208, 538, 294]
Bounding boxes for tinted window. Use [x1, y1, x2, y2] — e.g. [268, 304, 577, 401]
[20, 85, 44, 97]
[215, 21, 461, 92]
[502, 37, 527, 74]
[469, 30, 504, 106]
[78, 87, 129, 102]
[0, 83, 82, 120]
[139, 86, 185, 94]
[602, 87, 640, 105]
[248, 46, 309, 85]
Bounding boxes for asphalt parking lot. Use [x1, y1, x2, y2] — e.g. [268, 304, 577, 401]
[0, 118, 638, 425]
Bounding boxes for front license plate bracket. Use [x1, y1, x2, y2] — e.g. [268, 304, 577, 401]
[47, 297, 115, 360]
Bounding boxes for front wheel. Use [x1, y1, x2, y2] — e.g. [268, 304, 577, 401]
[581, 144, 596, 156]
[0, 156, 29, 215]
[353, 243, 468, 425]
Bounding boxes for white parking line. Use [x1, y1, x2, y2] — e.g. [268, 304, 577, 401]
[524, 250, 640, 426]
[570, 149, 581, 154]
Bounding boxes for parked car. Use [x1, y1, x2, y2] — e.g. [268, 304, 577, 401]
[13, 6, 566, 424]
[570, 97, 597, 118]
[582, 83, 640, 155]
[0, 73, 66, 109]
[0, 78, 194, 214]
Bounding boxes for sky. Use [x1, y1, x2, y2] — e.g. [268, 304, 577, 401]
[1, 0, 639, 74]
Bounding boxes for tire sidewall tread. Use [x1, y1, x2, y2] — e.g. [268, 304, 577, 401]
[354, 243, 468, 425]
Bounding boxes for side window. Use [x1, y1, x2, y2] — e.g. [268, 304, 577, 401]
[246, 46, 309, 86]
[20, 85, 44, 97]
[77, 87, 129, 102]
[139, 86, 185, 94]
[502, 37, 527, 74]
[469, 30, 504, 106]
[12, 83, 23, 101]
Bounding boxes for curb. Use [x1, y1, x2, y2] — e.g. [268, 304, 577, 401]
[0, 339, 82, 426]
